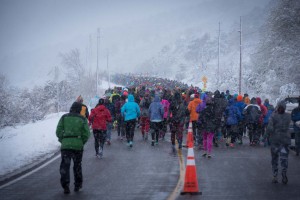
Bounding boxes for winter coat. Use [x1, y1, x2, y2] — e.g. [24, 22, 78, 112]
[243, 104, 261, 124]
[266, 112, 291, 145]
[104, 100, 116, 119]
[291, 106, 300, 132]
[256, 97, 268, 125]
[88, 105, 112, 130]
[56, 102, 90, 151]
[213, 90, 227, 120]
[199, 103, 216, 132]
[149, 95, 164, 122]
[121, 94, 141, 121]
[234, 101, 246, 121]
[224, 99, 241, 125]
[161, 99, 170, 119]
[263, 102, 275, 124]
[139, 96, 152, 117]
[188, 97, 202, 121]
[169, 99, 186, 124]
[80, 103, 89, 119]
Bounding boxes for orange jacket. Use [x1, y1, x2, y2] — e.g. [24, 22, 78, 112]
[188, 98, 202, 121]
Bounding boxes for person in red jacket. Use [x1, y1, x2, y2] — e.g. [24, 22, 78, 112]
[88, 98, 112, 158]
[256, 97, 268, 144]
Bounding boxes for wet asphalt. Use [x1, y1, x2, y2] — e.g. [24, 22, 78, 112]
[0, 128, 300, 200]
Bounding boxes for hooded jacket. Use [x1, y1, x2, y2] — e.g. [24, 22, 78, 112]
[224, 99, 241, 125]
[56, 102, 90, 150]
[266, 103, 291, 145]
[121, 94, 141, 121]
[188, 97, 202, 121]
[256, 97, 268, 125]
[88, 104, 112, 130]
[149, 95, 164, 122]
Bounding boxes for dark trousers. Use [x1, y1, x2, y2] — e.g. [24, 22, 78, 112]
[125, 119, 136, 142]
[248, 123, 259, 144]
[60, 149, 83, 188]
[150, 121, 163, 142]
[116, 114, 125, 137]
[170, 121, 183, 147]
[93, 129, 107, 154]
[271, 144, 289, 177]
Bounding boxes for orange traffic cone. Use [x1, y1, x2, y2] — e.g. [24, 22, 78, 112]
[181, 147, 202, 195]
[181, 122, 202, 195]
[185, 121, 194, 148]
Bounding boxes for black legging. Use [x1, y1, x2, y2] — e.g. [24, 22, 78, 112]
[125, 119, 136, 143]
[93, 129, 107, 154]
[150, 121, 163, 142]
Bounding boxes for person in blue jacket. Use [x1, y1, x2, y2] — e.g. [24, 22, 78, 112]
[224, 98, 241, 147]
[149, 95, 164, 146]
[291, 98, 300, 156]
[121, 94, 141, 147]
[263, 99, 275, 147]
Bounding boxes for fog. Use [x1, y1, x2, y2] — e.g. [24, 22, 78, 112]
[0, 0, 270, 88]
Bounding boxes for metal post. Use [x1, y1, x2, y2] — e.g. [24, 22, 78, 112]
[218, 22, 220, 88]
[107, 50, 110, 89]
[97, 28, 100, 95]
[239, 16, 242, 94]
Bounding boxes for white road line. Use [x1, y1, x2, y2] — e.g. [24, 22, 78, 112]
[0, 154, 61, 189]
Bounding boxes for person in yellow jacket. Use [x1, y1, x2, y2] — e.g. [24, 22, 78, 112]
[76, 95, 89, 119]
[188, 93, 202, 145]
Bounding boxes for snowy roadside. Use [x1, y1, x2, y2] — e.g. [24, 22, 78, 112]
[0, 113, 64, 177]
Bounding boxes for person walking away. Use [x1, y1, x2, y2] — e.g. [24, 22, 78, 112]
[56, 102, 91, 194]
[169, 91, 186, 152]
[256, 97, 268, 145]
[88, 98, 112, 158]
[291, 98, 300, 156]
[76, 95, 89, 118]
[234, 95, 246, 144]
[188, 93, 202, 146]
[263, 99, 275, 147]
[160, 98, 170, 140]
[121, 94, 141, 147]
[149, 95, 164, 146]
[104, 97, 115, 145]
[199, 97, 216, 158]
[139, 93, 151, 140]
[243, 98, 262, 146]
[115, 95, 127, 140]
[265, 101, 291, 184]
[196, 92, 208, 148]
[224, 98, 241, 147]
[213, 90, 228, 147]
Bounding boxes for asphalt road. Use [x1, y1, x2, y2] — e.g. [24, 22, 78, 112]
[0, 128, 300, 200]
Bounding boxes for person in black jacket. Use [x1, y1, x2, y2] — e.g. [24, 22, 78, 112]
[169, 91, 186, 152]
[199, 97, 216, 158]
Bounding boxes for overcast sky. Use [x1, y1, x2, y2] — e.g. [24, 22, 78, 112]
[0, 0, 270, 87]
[0, 0, 201, 56]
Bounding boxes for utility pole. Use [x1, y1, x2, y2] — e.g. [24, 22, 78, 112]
[238, 16, 242, 94]
[54, 66, 60, 113]
[107, 49, 111, 89]
[96, 28, 100, 95]
[218, 22, 220, 88]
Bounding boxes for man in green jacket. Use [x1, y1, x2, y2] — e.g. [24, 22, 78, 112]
[56, 101, 90, 194]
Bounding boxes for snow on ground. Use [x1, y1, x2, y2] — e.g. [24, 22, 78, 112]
[0, 80, 121, 177]
[0, 113, 62, 176]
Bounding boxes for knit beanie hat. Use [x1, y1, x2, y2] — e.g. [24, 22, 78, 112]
[237, 95, 243, 102]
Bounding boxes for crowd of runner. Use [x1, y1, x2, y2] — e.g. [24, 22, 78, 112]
[56, 74, 300, 193]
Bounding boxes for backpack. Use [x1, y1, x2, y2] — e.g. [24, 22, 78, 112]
[143, 98, 151, 108]
[246, 105, 261, 123]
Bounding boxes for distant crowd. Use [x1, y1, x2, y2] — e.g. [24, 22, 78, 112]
[55, 75, 300, 193]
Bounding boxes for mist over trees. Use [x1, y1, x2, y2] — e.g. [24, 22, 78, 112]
[248, 0, 300, 100]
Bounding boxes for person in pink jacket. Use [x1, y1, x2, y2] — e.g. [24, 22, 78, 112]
[160, 98, 170, 140]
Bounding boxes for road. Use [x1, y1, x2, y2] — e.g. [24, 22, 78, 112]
[0, 128, 300, 200]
